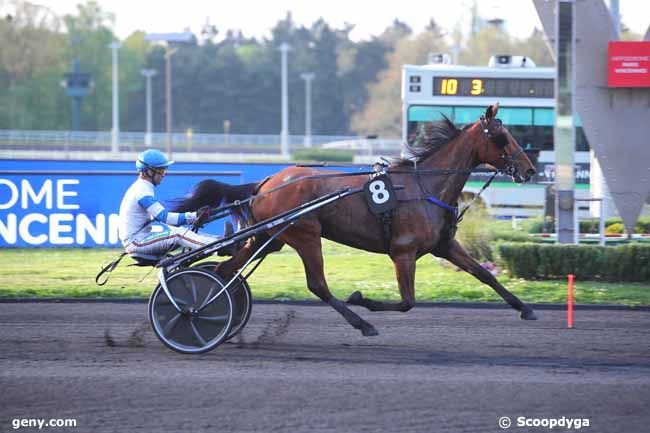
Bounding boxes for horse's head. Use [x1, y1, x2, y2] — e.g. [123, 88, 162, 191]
[472, 104, 536, 183]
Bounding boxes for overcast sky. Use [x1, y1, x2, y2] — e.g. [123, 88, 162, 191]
[30, 0, 649, 42]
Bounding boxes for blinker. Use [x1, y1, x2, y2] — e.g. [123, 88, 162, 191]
[493, 133, 508, 149]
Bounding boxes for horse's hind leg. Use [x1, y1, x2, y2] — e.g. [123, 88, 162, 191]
[286, 227, 379, 337]
[348, 250, 416, 312]
[216, 233, 284, 279]
[435, 239, 537, 320]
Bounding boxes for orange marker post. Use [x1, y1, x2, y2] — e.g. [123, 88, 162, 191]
[567, 274, 575, 329]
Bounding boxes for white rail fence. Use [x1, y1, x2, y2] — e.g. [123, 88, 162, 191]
[0, 130, 402, 157]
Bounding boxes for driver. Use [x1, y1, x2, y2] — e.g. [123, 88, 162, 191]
[118, 149, 233, 262]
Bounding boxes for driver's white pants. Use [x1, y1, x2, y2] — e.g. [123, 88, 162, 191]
[124, 226, 218, 260]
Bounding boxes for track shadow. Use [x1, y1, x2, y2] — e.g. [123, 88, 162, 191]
[206, 341, 650, 372]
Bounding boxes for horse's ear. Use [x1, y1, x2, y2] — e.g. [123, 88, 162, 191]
[485, 103, 499, 121]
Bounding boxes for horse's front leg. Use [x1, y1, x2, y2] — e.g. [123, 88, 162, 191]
[435, 239, 537, 320]
[285, 225, 379, 337]
[348, 249, 417, 312]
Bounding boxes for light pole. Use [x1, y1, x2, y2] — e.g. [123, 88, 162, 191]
[110, 41, 120, 153]
[300, 73, 315, 148]
[141, 69, 157, 147]
[144, 32, 194, 158]
[278, 42, 291, 158]
[164, 47, 178, 157]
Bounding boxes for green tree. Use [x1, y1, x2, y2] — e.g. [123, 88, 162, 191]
[459, 25, 515, 66]
[351, 21, 448, 137]
[120, 31, 149, 132]
[306, 20, 347, 135]
[0, 1, 67, 129]
[62, 1, 117, 130]
[513, 28, 553, 66]
[338, 35, 390, 132]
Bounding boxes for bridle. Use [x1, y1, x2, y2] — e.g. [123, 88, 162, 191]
[479, 116, 524, 177]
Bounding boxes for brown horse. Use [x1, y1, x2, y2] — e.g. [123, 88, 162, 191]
[174, 104, 538, 336]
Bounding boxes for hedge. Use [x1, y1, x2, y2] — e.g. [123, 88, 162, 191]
[498, 242, 650, 281]
[292, 149, 354, 162]
[525, 216, 650, 234]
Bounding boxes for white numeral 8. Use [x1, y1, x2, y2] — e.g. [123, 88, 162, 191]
[369, 180, 390, 204]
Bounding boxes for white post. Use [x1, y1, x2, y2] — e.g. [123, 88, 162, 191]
[164, 47, 178, 158]
[599, 201, 606, 246]
[278, 43, 291, 158]
[300, 73, 315, 148]
[110, 41, 120, 153]
[141, 69, 157, 146]
[555, 0, 577, 244]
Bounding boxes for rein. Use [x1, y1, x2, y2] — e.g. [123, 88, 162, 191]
[199, 165, 504, 227]
[192, 116, 529, 241]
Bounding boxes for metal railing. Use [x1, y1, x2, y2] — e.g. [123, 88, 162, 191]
[0, 130, 403, 156]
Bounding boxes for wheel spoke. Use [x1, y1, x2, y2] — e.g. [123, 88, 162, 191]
[162, 313, 181, 337]
[197, 314, 230, 323]
[160, 296, 188, 308]
[190, 320, 207, 346]
[199, 283, 219, 309]
[186, 275, 198, 303]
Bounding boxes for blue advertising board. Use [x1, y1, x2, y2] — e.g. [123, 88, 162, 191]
[0, 159, 363, 248]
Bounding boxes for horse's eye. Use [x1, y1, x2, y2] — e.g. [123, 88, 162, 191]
[492, 133, 508, 149]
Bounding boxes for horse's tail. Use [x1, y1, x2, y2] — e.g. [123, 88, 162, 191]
[170, 179, 258, 212]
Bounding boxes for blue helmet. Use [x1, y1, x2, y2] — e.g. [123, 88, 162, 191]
[136, 149, 174, 172]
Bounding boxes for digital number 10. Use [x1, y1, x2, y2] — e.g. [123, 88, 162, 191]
[441, 79, 458, 95]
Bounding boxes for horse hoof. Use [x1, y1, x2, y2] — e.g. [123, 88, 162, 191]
[347, 291, 363, 305]
[520, 309, 538, 320]
[361, 324, 379, 337]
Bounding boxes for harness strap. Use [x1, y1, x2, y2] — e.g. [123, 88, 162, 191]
[380, 211, 393, 253]
[95, 252, 128, 286]
[456, 171, 498, 223]
[425, 195, 459, 216]
[411, 168, 497, 245]
[416, 169, 497, 223]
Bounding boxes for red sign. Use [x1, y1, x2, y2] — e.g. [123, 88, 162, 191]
[608, 41, 650, 87]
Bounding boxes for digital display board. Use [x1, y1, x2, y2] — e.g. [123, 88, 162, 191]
[433, 77, 554, 98]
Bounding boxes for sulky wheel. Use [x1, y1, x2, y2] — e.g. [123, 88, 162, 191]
[148, 268, 233, 354]
[194, 261, 253, 341]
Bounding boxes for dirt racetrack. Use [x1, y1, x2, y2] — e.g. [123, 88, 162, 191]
[1, 301, 649, 433]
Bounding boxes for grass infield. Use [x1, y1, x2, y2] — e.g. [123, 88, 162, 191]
[0, 241, 648, 305]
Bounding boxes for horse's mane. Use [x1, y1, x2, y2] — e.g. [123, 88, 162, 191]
[169, 180, 258, 212]
[393, 115, 463, 167]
